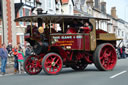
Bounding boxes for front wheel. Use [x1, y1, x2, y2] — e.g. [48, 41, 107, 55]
[42, 53, 63, 75]
[93, 43, 117, 71]
[24, 55, 42, 75]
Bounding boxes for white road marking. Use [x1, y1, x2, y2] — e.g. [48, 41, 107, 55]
[110, 70, 127, 79]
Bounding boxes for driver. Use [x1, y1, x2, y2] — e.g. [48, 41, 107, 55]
[80, 22, 91, 33]
[66, 19, 83, 34]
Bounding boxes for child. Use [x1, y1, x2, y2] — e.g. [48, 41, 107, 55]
[17, 48, 24, 74]
[12, 46, 18, 74]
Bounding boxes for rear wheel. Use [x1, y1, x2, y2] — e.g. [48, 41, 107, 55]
[42, 53, 63, 75]
[93, 43, 117, 71]
[24, 55, 42, 75]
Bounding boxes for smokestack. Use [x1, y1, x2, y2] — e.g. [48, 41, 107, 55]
[111, 7, 118, 19]
[101, 1, 106, 13]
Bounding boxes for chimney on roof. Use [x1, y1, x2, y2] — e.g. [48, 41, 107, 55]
[101, 1, 106, 13]
[111, 7, 118, 19]
[86, 0, 93, 7]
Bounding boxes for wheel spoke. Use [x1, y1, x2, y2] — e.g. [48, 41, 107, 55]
[100, 55, 104, 60]
[43, 53, 63, 74]
[45, 61, 51, 65]
[55, 59, 59, 64]
[24, 55, 43, 75]
[52, 57, 56, 62]
[53, 67, 55, 72]
[47, 65, 52, 68]
[107, 51, 112, 57]
[49, 67, 51, 72]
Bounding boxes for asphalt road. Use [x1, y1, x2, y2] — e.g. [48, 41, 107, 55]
[0, 58, 128, 85]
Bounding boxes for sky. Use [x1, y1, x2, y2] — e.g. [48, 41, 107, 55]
[14, 0, 128, 21]
[105, 0, 128, 22]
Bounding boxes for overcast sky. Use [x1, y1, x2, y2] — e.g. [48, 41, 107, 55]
[105, 0, 128, 21]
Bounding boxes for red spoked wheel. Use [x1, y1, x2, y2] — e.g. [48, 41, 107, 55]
[93, 43, 117, 71]
[42, 53, 63, 75]
[24, 55, 42, 75]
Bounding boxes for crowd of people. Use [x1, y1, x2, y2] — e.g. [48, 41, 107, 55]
[0, 43, 32, 75]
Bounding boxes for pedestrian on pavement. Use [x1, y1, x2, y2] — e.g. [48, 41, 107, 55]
[6, 43, 12, 54]
[17, 43, 22, 51]
[122, 45, 126, 58]
[18, 48, 24, 74]
[0, 43, 8, 75]
[12, 45, 18, 74]
[6, 43, 13, 63]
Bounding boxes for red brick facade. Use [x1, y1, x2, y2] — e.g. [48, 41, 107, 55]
[6, 0, 12, 43]
[16, 35, 20, 44]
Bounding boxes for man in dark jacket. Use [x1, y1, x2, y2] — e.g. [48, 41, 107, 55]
[122, 45, 126, 58]
[25, 44, 32, 57]
[6, 43, 12, 53]
[0, 44, 8, 75]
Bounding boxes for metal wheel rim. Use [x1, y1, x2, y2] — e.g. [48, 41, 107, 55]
[99, 45, 117, 70]
[25, 55, 42, 74]
[44, 54, 63, 74]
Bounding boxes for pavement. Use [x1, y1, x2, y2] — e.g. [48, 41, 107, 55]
[0, 59, 14, 74]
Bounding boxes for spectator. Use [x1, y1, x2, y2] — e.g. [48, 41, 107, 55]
[17, 43, 22, 51]
[125, 47, 128, 58]
[122, 45, 126, 58]
[7, 43, 13, 63]
[6, 43, 12, 53]
[12, 45, 18, 74]
[117, 47, 121, 59]
[25, 43, 32, 57]
[18, 48, 24, 74]
[0, 43, 8, 75]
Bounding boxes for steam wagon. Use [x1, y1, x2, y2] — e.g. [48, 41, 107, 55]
[15, 14, 119, 75]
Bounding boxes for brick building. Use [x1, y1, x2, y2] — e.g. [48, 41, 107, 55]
[0, 0, 41, 47]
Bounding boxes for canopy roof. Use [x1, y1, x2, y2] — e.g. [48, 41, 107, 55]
[15, 14, 110, 23]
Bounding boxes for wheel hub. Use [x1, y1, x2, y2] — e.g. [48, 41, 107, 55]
[51, 62, 55, 66]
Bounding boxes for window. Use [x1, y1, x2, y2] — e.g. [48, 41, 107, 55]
[47, 0, 52, 9]
[25, 9, 30, 16]
[25, 0, 34, 7]
[20, 35, 24, 46]
[69, 5, 72, 14]
[25, 9, 30, 25]
[122, 31, 124, 37]
[19, 9, 23, 25]
[118, 30, 120, 36]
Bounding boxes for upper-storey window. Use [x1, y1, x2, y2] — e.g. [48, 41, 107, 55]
[69, 5, 72, 14]
[47, 0, 53, 9]
[19, 8, 23, 25]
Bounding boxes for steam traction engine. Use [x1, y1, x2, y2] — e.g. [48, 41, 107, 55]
[15, 15, 118, 75]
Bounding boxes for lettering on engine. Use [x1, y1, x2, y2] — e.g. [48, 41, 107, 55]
[52, 35, 82, 39]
